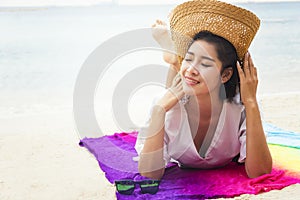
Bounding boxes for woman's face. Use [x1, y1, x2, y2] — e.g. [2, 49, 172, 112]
[180, 40, 223, 96]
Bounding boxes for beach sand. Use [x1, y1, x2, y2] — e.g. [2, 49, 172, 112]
[1, 93, 300, 200]
[0, 109, 115, 200]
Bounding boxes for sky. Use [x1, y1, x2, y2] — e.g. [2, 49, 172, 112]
[0, 0, 186, 7]
[0, 0, 298, 7]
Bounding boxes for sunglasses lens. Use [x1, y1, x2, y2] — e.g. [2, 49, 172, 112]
[139, 180, 160, 194]
[115, 181, 135, 195]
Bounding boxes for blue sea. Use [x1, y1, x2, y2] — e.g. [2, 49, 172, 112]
[1, 2, 300, 92]
[0, 2, 300, 132]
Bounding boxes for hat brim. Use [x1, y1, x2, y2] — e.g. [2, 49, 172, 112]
[169, 0, 260, 61]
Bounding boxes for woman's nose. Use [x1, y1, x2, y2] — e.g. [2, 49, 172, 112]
[186, 64, 199, 75]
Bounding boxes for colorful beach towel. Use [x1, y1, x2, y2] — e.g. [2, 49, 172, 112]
[79, 123, 300, 199]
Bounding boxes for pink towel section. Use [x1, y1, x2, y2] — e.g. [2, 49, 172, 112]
[79, 131, 300, 199]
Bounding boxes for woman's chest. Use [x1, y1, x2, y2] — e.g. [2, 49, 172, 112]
[186, 107, 220, 153]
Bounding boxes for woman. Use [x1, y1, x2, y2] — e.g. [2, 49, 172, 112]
[135, 0, 272, 180]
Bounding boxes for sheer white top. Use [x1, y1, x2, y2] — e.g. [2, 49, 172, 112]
[135, 90, 249, 169]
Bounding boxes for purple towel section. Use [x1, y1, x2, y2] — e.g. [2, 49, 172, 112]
[80, 132, 300, 199]
[79, 132, 139, 182]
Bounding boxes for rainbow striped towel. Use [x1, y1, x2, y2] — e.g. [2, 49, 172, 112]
[79, 123, 300, 199]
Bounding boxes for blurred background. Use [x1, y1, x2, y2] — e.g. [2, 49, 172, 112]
[1, 0, 300, 135]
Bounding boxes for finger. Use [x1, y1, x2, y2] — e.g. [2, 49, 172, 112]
[176, 74, 182, 83]
[243, 52, 251, 77]
[173, 73, 181, 84]
[253, 66, 258, 80]
[236, 61, 245, 80]
[175, 81, 183, 91]
[176, 83, 184, 95]
[248, 53, 256, 77]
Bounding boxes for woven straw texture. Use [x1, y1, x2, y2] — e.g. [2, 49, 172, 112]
[169, 0, 260, 61]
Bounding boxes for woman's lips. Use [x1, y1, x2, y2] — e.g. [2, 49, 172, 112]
[184, 76, 200, 86]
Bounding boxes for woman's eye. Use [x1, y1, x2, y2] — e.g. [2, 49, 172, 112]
[201, 63, 212, 67]
[184, 58, 192, 62]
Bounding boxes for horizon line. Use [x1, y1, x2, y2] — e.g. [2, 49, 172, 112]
[0, 0, 299, 8]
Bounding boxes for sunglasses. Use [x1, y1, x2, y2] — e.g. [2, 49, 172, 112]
[114, 179, 160, 195]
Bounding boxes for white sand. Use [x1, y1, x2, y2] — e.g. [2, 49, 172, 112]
[0, 111, 115, 200]
[1, 93, 300, 199]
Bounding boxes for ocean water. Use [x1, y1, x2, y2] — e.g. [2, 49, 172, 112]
[1, 2, 300, 133]
[1, 3, 300, 92]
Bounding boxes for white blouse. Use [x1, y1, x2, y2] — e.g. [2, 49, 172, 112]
[135, 90, 248, 169]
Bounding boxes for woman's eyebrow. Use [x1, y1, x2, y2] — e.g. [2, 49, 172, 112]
[201, 56, 215, 62]
[186, 51, 194, 56]
[187, 51, 215, 62]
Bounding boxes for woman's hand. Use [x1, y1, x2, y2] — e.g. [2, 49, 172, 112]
[237, 52, 258, 106]
[237, 53, 272, 178]
[157, 73, 184, 112]
[152, 20, 179, 69]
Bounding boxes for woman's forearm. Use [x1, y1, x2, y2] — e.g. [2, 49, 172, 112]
[138, 106, 166, 179]
[166, 63, 180, 88]
[244, 101, 272, 178]
[139, 69, 184, 179]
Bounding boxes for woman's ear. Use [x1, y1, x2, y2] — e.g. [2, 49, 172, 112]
[221, 67, 233, 83]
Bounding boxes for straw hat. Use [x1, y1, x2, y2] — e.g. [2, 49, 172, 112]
[169, 0, 260, 61]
